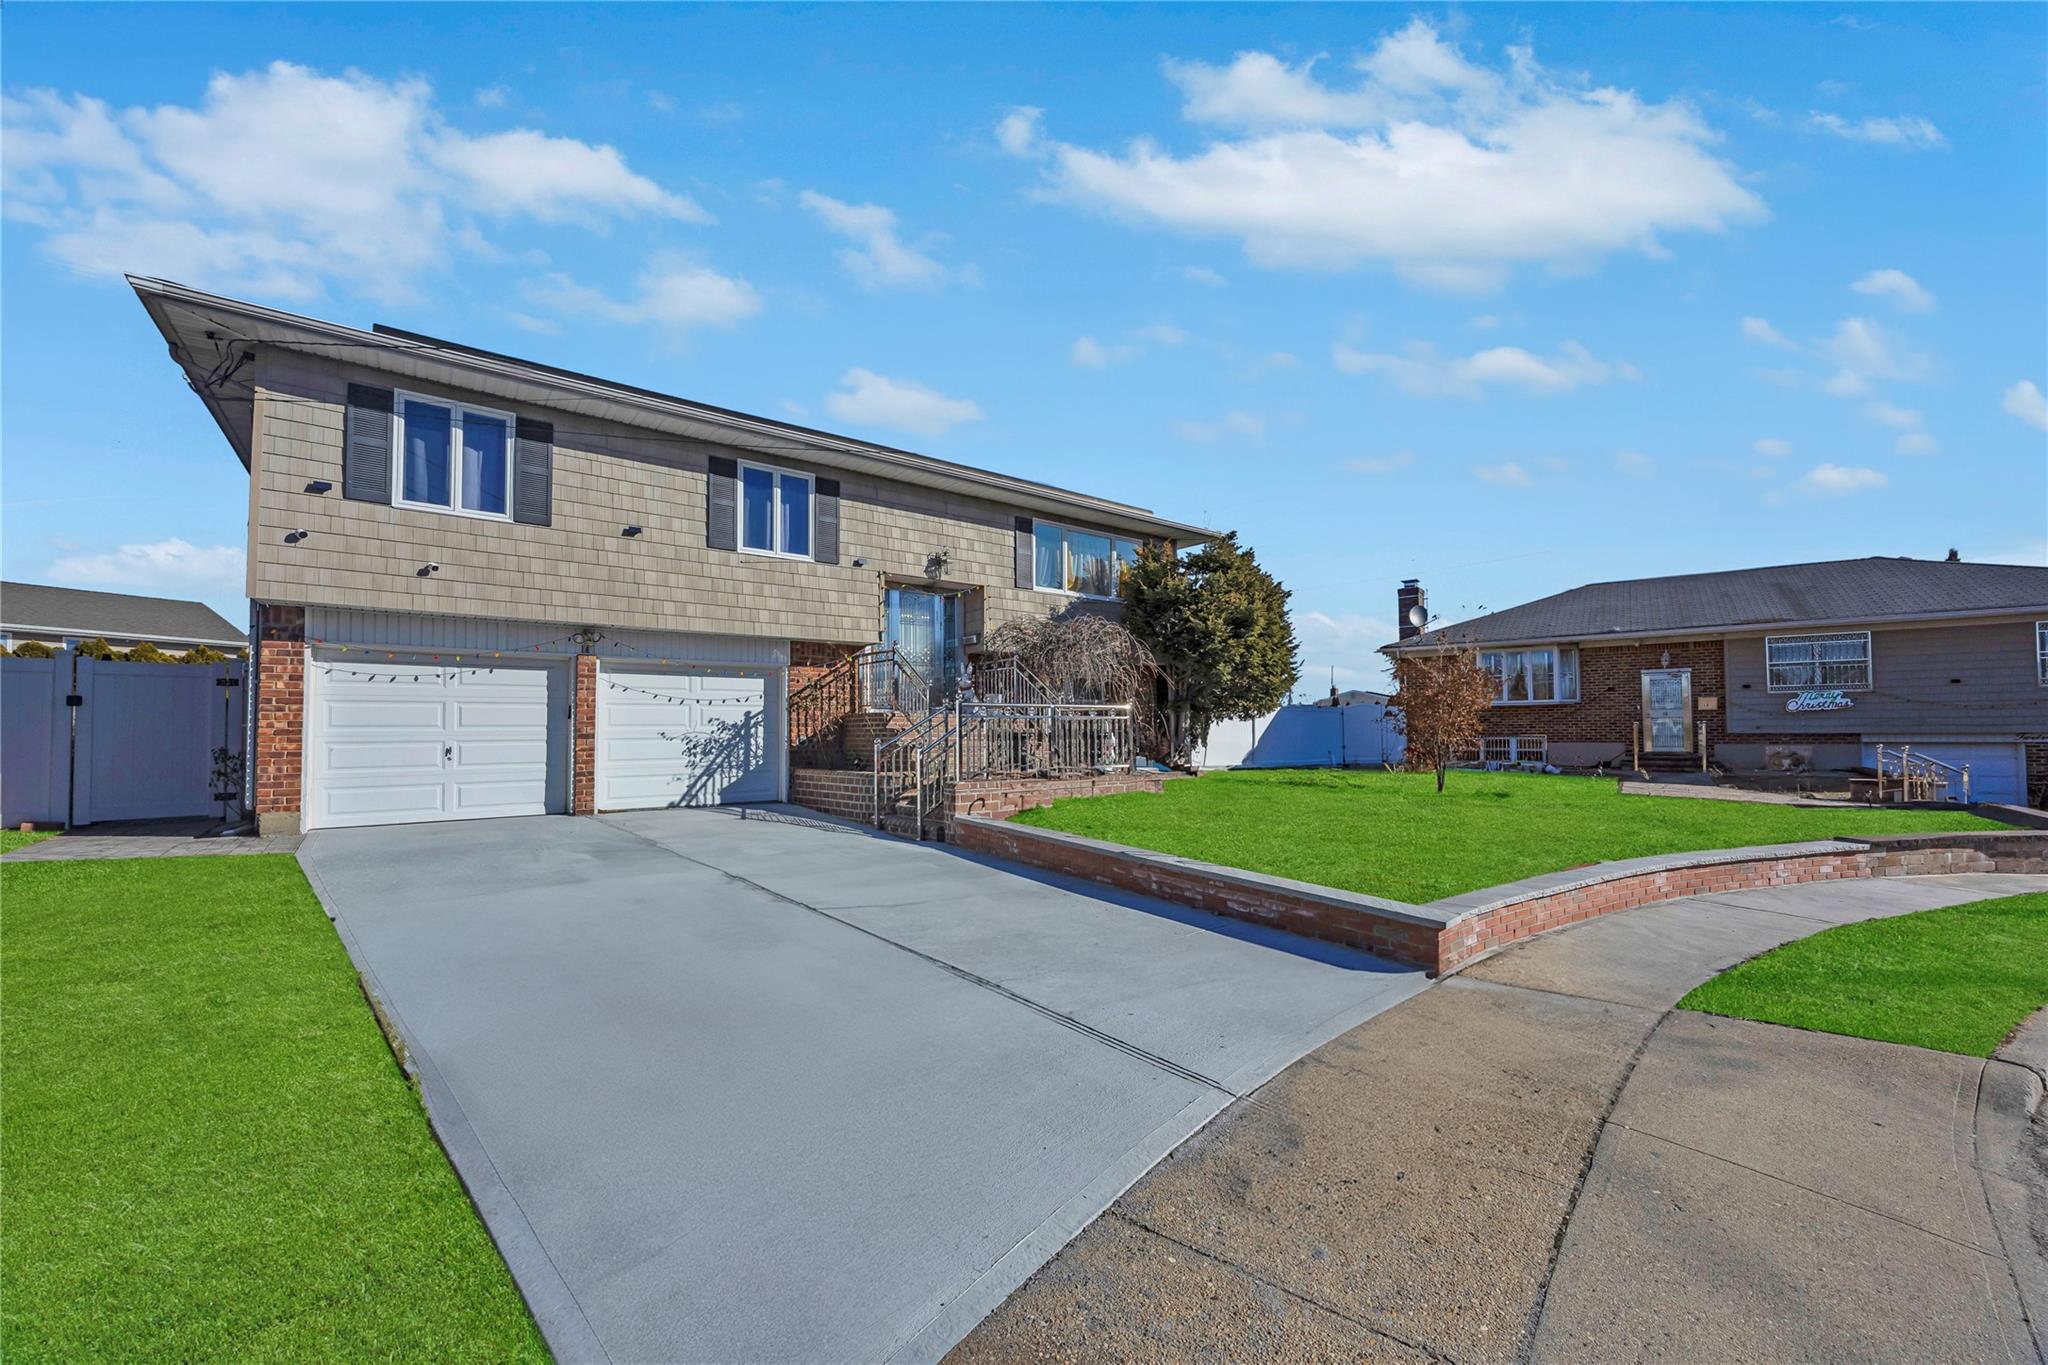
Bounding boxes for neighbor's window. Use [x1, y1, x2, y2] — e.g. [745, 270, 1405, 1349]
[1765, 631, 1872, 691]
[1478, 647, 1580, 704]
[2037, 621, 2047, 685]
[1033, 522, 1143, 598]
[740, 462, 812, 557]
[393, 393, 511, 518]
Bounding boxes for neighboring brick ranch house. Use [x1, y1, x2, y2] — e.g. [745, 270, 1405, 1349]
[1381, 557, 2048, 807]
[1, 581, 245, 655]
[131, 277, 1214, 835]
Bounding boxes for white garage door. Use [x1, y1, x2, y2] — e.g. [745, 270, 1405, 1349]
[598, 667, 780, 810]
[1863, 741, 2025, 805]
[310, 653, 566, 829]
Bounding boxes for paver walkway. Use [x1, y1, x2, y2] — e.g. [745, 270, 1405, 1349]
[2, 816, 301, 860]
[953, 871, 2048, 1364]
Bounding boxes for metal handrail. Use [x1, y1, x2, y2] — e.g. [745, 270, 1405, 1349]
[963, 656, 1055, 706]
[788, 644, 934, 768]
[1872, 744, 1971, 804]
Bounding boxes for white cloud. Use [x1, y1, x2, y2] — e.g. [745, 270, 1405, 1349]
[1132, 321, 1189, 345]
[1807, 112, 1946, 149]
[826, 369, 983, 437]
[48, 538, 245, 593]
[432, 128, 708, 224]
[996, 106, 1044, 157]
[1850, 268, 1934, 313]
[1182, 264, 1227, 286]
[1, 63, 705, 302]
[1894, 432, 1939, 456]
[1347, 450, 1415, 474]
[1254, 350, 1300, 371]
[1296, 610, 1399, 690]
[473, 85, 508, 110]
[1070, 335, 1141, 368]
[525, 258, 761, 332]
[1754, 436, 1793, 457]
[798, 190, 958, 291]
[1173, 411, 1265, 441]
[1795, 463, 1888, 496]
[2002, 380, 2048, 432]
[1614, 450, 1654, 475]
[1003, 19, 1764, 290]
[1864, 400, 1922, 429]
[1474, 461, 1532, 487]
[1334, 338, 1634, 397]
[1742, 316, 1798, 349]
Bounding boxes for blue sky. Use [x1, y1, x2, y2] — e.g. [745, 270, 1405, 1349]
[4, 3, 2044, 690]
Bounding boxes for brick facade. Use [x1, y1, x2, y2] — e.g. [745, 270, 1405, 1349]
[572, 654, 597, 816]
[253, 604, 306, 835]
[789, 768, 875, 822]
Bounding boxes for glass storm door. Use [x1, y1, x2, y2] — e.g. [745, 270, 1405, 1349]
[1640, 669, 1693, 752]
[885, 588, 960, 703]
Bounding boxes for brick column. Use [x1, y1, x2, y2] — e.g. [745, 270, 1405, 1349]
[572, 653, 598, 815]
[253, 604, 306, 837]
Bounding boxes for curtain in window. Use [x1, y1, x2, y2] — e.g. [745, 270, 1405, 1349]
[461, 413, 508, 515]
[1034, 525, 1064, 589]
[1066, 530, 1112, 596]
[741, 467, 775, 550]
[403, 400, 451, 506]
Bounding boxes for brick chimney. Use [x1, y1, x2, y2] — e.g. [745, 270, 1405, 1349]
[1397, 579, 1427, 640]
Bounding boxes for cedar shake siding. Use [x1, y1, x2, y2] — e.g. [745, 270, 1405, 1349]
[250, 349, 1149, 647]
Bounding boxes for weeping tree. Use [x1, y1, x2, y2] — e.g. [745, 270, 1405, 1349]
[1121, 533, 1298, 768]
[983, 612, 1157, 705]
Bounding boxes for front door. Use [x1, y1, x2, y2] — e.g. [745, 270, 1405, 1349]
[1640, 669, 1693, 753]
[885, 587, 961, 704]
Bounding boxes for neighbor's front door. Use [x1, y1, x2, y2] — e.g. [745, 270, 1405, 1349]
[1640, 668, 1693, 753]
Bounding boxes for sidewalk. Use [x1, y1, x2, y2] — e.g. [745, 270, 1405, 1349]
[2, 817, 301, 860]
[950, 872, 2048, 1364]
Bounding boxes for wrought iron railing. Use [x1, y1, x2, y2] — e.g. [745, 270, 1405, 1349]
[1872, 744, 1970, 803]
[962, 656, 1055, 706]
[955, 703, 1135, 781]
[872, 707, 956, 839]
[789, 645, 930, 768]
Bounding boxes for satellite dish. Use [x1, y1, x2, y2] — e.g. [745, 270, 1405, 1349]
[1406, 603, 1428, 628]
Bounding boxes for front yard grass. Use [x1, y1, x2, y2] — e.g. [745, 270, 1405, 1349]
[1, 855, 545, 1362]
[1013, 768, 2009, 903]
[1679, 893, 2048, 1056]
[0, 829, 56, 853]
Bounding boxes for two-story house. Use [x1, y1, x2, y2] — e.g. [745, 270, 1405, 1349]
[132, 277, 1215, 835]
[1382, 557, 2048, 806]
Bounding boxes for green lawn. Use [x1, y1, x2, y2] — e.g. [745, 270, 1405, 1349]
[1, 856, 545, 1362]
[1679, 893, 2048, 1056]
[1013, 768, 2010, 903]
[0, 829, 56, 853]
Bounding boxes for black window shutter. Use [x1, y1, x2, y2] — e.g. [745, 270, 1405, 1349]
[513, 418, 553, 526]
[813, 477, 840, 564]
[1014, 516, 1035, 589]
[343, 384, 394, 504]
[707, 456, 738, 550]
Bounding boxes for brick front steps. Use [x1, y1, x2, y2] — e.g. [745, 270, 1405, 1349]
[949, 818, 2048, 977]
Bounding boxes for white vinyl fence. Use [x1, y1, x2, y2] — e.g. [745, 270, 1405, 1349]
[1, 651, 246, 828]
[1195, 701, 1405, 771]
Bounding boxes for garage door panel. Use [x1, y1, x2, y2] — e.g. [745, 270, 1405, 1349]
[598, 669, 779, 810]
[311, 653, 565, 830]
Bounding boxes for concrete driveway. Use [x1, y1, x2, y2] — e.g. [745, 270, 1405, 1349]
[296, 806, 1426, 1363]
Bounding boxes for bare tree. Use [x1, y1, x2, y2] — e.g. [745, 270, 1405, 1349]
[1391, 650, 1497, 792]
[983, 613, 1165, 752]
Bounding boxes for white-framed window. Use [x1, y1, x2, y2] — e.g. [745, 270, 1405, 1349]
[392, 390, 514, 520]
[1765, 631, 1872, 691]
[2036, 621, 2047, 685]
[1477, 647, 1579, 704]
[739, 461, 813, 558]
[1033, 522, 1143, 599]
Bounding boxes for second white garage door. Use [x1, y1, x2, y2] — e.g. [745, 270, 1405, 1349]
[309, 654, 566, 830]
[598, 668, 780, 810]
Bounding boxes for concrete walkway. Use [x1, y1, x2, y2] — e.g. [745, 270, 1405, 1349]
[296, 806, 1427, 1363]
[953, 872, 2048, 1364]
[2, 816, 301, 860]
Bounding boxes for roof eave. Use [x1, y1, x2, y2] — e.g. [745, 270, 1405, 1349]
[127, 276, 1222, 545]
[1380, 602, 2048, 655]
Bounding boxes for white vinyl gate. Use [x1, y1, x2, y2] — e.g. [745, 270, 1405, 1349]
[597, 667, 780, 809]
[0, 653, 246, 827]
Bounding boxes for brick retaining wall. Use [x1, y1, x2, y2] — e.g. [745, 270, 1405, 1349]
[951, 772, 1164, 820]
[952, 817, 2048, 976]
[790, 768, 875, 822]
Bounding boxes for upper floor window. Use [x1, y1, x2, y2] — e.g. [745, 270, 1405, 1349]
[1765, 631, 1871, 691]
[394, 392, 512, 520]
[1478, 647, 1579, 704]
[740, 462, 812, 558]
[1033, 522, 1142, 599]
[2037, 621, 2047, 685]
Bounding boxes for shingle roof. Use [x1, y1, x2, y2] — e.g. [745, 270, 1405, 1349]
[1, 582, 244, 647]
[1389, 557, 2048, 651]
